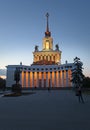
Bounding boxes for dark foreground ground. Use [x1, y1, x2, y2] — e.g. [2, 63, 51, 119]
[0, 90, 90, 130]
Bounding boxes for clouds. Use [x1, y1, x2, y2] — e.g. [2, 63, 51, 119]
[0, 69, 6, 76]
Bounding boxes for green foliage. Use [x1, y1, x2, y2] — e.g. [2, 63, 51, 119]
[82, 77, 90, 88]
[71, 57, 84, 87]
[0, 77, 6, 90]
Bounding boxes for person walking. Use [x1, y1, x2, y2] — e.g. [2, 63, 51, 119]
[77, 86, 84, 103]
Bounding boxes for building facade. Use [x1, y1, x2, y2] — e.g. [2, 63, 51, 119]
[6, 13, 74, 88]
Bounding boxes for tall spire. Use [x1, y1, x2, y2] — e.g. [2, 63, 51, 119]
[45, 12, 51, 37]
[46, 12, 49, 32]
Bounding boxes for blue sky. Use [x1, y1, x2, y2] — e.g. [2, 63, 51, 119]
[0, 0, 90, 77]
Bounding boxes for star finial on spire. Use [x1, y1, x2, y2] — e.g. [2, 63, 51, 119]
[46, 12, 49, 19]
[45, 12, 51, 37]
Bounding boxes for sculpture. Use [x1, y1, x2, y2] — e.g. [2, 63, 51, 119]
[55, 44, 59, 51]
[35, 45, 39, 51]
[12, 67, 22, 93]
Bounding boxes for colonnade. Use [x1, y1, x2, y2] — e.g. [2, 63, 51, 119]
[20, 70, 72, 88]
[34, 54, 60, 63]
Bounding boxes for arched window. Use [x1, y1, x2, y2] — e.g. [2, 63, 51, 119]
[45, 40, 50, 49]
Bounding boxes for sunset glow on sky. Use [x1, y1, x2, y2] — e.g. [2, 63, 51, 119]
[0, 0, 90, 77]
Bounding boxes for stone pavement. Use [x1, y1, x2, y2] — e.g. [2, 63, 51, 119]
[0, 90, 90, 130]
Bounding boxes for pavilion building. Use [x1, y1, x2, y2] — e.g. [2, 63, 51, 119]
[6, 13, 74, 88]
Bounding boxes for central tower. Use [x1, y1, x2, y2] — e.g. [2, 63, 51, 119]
[33, 13, 61, 65]
[42, 13, 53, 51]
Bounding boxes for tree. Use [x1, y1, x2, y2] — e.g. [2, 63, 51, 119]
[0, 77, 6, 90]
[82, 77, 90, 88]
[71, 57, 84, 87]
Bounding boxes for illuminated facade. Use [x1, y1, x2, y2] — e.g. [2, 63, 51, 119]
[6, 13, 74, 88]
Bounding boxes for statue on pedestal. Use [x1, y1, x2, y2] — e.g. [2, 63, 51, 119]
[55, 44, 59, 51]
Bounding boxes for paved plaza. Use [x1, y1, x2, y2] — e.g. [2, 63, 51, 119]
[0, 90, 90, 130]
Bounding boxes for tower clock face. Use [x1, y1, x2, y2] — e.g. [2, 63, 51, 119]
[46, 41, 49, 49]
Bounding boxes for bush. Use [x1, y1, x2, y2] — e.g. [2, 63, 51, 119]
[12, 84, 22, 93]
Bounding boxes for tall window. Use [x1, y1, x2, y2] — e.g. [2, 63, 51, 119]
[45, 40, 49, 49]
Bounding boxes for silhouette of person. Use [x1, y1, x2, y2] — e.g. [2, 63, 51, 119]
[77, 86, 84, 103]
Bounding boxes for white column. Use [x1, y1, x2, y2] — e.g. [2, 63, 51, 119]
[42, 72, 44, 88]
[41, 55, 42, 60]
[46, 72, 48, 87]
[55, 72, 57, 87]
[37, 72, 39, 88]
[48, 55, 49, 61]
[50, 72, 52, 88]
[38, 55, 39, 61]
[28, 72, 30, 88]
[48, 55, 50, 61]
[24, 72, 26, 87]
[26, 72, 28, 88]
[45, 55, 46, 60]
[62, 70, 64, 87]
[59, 71, 62, 87]
[57, 71, 59, 87]
[32, 72, 34, 88]
[30, 72, 32, 88]
[54, 71, 56, 87]
[66, 70, 68, 87]
[51, 55, 53, 61]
